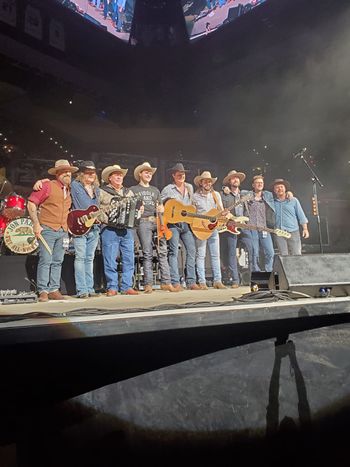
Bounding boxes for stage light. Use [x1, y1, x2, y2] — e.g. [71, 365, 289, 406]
[69, 100, 73, 105]
[50, 137, 53, 141]
[40, 130, 44, 133]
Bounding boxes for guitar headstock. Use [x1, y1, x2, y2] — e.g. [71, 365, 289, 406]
[275, 229, 291, 239]
[240, 193, 254, 204]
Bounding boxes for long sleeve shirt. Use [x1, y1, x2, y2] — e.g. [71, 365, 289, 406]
[274, 197, 308, 232]
[70, 179, 100, 210]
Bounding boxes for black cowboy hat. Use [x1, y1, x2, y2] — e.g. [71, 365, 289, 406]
[77, 160, 97, 171]
[167, 162, 189, 173]
[270, 178, 291, 192]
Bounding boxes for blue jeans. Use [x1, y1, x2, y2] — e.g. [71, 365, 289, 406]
[168, 223, 196, 286]
[222, 230, 253, 284]
[101, 226, 134, 292]
[196, 230, 222, 284]
[136, 220, 171, 285]
[251, 230, 274, 272]
[37, 226, 67, 293]
[275, 230, 302, 256]
[73, 227, 99, 295]
[103, 0, 109, 18]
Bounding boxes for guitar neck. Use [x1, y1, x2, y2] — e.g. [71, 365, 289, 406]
[184, 211, 217, 221]
[234, 223, 275, 234]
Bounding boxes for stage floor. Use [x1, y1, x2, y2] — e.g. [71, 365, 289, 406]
[0, 286, 251, 315]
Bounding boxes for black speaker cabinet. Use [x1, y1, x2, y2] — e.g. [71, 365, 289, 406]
[269, 254, 350, 297]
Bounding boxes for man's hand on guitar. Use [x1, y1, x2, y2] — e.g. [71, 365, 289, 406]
[156, 204, 164, 213]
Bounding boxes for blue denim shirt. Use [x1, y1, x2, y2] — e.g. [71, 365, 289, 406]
[274, 197, 308, 232]
[71, 179, 100, 210]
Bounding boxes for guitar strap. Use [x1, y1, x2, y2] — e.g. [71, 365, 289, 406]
[211, 190, 221, 209]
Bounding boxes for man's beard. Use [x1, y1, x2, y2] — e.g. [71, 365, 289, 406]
[61, 175, 71, 187]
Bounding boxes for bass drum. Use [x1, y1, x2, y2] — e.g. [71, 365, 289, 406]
[3, 217, 38, 254]
[2, 194, 26, 220]
[0, 215, 7, 237]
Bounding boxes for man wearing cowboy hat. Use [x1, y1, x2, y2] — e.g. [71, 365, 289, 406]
[27, 159, 78, 302]
[70, 161, 101, 298]
[192, 170, 226, 290]
[99, 164, 139, 296]
[272, 178, 309, 255]
[32, 160, 102, 298]
[161, 162, 200, 291]
[221, 169, 253, 288]
[130, 162, 177, 293]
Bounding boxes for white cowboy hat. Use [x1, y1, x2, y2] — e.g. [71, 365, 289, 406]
[48, 159, 78, 175]
[101, 164, 128, 183]
[193, 170, 217, 187]
[134, 162, 157, 181]
[222, 169, 246, 186]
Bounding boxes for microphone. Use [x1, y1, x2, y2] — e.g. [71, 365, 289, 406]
[293, 147, 307, 158]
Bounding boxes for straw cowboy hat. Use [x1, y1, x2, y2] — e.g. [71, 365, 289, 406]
[194, 170, 217, 187]
[270, 178, 291, 192]
[48, 159, 78, 175]
[222, 169, 246, 186]
[167, 162, 189, 173]
[134, 162, 157, 181]
[101, 164, 128, 183]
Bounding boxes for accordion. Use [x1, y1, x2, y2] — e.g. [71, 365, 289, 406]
[108, 196, 142, 229]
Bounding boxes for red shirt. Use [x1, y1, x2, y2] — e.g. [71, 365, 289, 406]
[28, 180, 65, 205]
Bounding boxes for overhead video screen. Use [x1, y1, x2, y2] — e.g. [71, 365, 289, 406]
[182, 0, 267, 40]
[56, 0, 135, 42]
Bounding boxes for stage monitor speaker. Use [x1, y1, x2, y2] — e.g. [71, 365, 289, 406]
[269, 254, 350, 297]
[251, 271, 271, 291]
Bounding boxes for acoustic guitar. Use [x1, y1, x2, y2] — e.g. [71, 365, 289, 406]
[68, 205, 101, 236]
[164, 194, 253, 241]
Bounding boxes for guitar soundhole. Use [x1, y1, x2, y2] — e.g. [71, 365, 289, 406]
[181, 210, 187, 217]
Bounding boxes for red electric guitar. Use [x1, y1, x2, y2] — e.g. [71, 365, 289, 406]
[67, 205, 101, 236]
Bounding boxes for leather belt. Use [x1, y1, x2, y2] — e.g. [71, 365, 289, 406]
[141, 216, 156, 222]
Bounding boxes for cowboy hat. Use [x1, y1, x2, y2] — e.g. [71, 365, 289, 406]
[48, 159, 78, 175]
[270, 178, 291, 192]
[134, 162, 157, 181]
[222, 169, 246, 186]
[167, 162, 189, 173]
[194, 170, 217, 187]
[101, 164, 128, 183]
[77, 160, 97, 172]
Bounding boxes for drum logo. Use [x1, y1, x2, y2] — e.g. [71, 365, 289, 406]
[4, 218, 38, 254]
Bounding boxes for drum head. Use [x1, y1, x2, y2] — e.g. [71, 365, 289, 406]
[4, 217, 38, 254]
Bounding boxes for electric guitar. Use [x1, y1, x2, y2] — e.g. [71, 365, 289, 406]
[67, 205, 101, 236]
[164, 194, 253, 241]
[219, 220, 291, 238]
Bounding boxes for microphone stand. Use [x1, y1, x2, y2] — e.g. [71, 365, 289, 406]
[298, 154, 324, 253]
